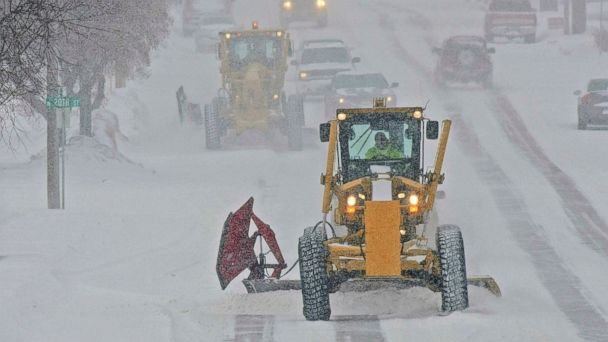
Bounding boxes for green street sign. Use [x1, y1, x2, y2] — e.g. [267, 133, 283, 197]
[46, 96, 80, 108]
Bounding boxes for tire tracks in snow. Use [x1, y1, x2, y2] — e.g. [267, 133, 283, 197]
[489, 93, 608, 256]
[334, 315, 385, 342]
[366, 2, 608, 340]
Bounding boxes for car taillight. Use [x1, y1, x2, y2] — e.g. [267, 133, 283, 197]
[581, 93, 593, 105]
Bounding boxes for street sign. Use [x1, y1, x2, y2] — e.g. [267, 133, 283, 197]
[46, 96, 80, 108]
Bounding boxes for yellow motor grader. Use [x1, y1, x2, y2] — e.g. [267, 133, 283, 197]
[216, 99, 500, 320]
[204, 22, 304, 150]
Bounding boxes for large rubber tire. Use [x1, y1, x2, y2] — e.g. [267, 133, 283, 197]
[524, 34, 536, 44]
[436, 225, 469, 312]
[299, 226, 331, 321]
[286, 95, 304, 151]
[578, 112, 587, 130]
[204, 98, 221, 150]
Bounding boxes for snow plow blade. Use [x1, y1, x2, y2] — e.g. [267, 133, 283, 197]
[467, 275, 502, 297]
[241, 276, 501, 296]
[216, 197, 289, 290]
[242, 279, 302, 293]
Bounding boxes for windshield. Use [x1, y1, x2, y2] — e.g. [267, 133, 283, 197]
[333, 74, 389, 89]
[489, 0, 532, 11]
[339, 115, 421, 182]
[301, 47, 349, 64]
[588, 79, 608, 92]
[228, 36, 281, 67]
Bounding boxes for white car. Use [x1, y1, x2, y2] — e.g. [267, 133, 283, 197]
[292, 39, 360, 96]
[195, 14, 235, 53]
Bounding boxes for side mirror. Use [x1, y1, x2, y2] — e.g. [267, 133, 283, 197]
[426, 120, 439, 140]
[319, 122, 331, 142]
[390, 82, 399, 88]
[436, 190, 446, 199]
[352, 57, 361, 63]
[290, 60, 298, 66]
[487, 47, 496, 54]
[432, 47, 441, 54]
[573, 90, 581, 96]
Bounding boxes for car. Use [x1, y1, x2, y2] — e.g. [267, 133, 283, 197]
[194, 13, 235, 53]
[292, 39, 361, 96]
[432, 36, 495, 88]
[279, 0, 328, 27]
[574, 79, 608, 130]
[324, 73, 399, 119]
[484, 0, 537, 43]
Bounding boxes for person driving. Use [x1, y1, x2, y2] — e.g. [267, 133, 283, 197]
[365, 132, 404, 159]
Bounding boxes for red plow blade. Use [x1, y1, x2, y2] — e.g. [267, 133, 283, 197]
[216, 197, 292, 291]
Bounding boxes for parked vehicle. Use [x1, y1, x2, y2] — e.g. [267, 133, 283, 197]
[484, 0, 537, 43]
[575, 79, 608, 130]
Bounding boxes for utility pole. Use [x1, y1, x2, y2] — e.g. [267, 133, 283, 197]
[47, 53, 60, 209]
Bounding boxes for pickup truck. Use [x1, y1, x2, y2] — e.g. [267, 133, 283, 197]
[484, 0, 537, 43]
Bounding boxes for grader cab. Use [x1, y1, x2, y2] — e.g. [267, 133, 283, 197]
[204, 22, 304, 150]
[216, 99, 500, 320]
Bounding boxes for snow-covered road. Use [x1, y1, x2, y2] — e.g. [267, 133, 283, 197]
[1, 0, 608, 341]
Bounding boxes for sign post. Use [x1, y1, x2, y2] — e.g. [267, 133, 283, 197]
[46, 96, 80, 209]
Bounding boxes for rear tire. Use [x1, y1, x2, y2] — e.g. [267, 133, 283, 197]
[204, 98, 222, 150]
[286, 95, 304, 151]
[578, 112, 588, 130]
[299, 226, 331, 321]
[436, 225, 469, 312]
[524, 34, 535, 44]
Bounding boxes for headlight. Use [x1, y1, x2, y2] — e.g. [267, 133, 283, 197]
[273, 94, 279, 100]
[413, 110, 422, 119]
[346, 195, 357, 206]
[225, 32, 231, 39]
[283, 1, 292, 9]
[408, 194, 419, 205]
[386, 96, 392, 102]
[299, 72, 307, 79]
[338, 97, 345, 104]
[316, 0, 326, 8]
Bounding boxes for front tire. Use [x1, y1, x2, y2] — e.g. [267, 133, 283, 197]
[578, 112, 588, 130]
[204, 98, 222, 150]
[299, 226, 331, 321]
[436, 225, 469, 312]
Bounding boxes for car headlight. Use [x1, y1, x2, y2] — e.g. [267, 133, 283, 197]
[299, 72, 307, 79]
[338, 97, 345, 104]
[386, 96, 392, 102]
[316, 0, 326, 8]
[283, 1, 292, 9]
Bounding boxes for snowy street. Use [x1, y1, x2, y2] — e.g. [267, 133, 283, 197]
[1, 0, 608, 341]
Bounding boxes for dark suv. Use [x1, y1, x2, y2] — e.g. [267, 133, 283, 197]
[433, 36, 495, 88]
[575, 79, 608, 130]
